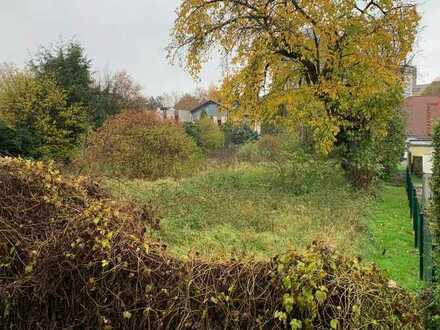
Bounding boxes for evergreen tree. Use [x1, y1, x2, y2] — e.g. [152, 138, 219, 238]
[0, 70, 88, 160]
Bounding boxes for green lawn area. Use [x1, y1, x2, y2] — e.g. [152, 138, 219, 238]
[362, 182, 424, 291]
[107, 163, 369, 259]
[107, 164, 424, 291]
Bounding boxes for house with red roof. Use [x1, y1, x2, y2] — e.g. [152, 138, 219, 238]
[404, 96, 440, 139]
[403, 96, 440, 175]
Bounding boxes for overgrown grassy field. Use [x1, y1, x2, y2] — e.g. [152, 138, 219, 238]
[107, 163, 369, 259]
[107, 164, 422, 291]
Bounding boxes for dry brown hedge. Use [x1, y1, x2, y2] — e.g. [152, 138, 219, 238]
[0, 157, 422, 329]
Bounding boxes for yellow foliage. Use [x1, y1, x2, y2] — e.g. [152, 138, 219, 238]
[169, 0, 419, 153]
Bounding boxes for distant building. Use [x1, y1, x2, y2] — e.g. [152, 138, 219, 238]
[404, 96, 440, 139]
[155, 107, 193, 123]
[154, 100, 261, 133]
[402, 73, 440, 204]
[190, 100, 227, 125]
[404, 96, 440, 175]
[403, 65, 430, 97]
[153, 100, 227, 125]
[176, 110, 193, 122]
[403, 65, 417, 98]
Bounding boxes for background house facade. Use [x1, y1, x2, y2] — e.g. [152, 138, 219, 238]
[154, 100, 227, 125]
[190, 100, 227, 125]
[404, 96, 440, 175]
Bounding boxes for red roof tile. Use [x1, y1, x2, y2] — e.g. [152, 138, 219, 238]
[404, 96, 440, 138]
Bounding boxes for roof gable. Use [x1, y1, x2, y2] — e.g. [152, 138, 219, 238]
[190, 100, 220, 113]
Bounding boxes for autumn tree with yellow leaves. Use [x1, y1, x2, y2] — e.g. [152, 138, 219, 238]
[169, 0, 419, 185]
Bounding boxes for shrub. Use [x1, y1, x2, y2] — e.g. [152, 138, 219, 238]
[184, 117, 225, 153]
[223, 122, 259, 146]
[0, 70, 88, 160]
[238, 132, 335, 193]
[237, 141, 261, 163]
[0, 157, 423, 329]
[336, 87, 405, 188]
[339, 137, 383, 189]
[421, 286, 440, 329]
[431, 121, 440, 239]
[341, 108, 405, 186]
[0, 121, 21, 156]
[381, 109, 405, 177]
[428, 121, 440, 328]
[238, 134, 285, 164]
[84, 111, 202, 179]
[0, 121, 40, 158]
[183, 121, 199, 141]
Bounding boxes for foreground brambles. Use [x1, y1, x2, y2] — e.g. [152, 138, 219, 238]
[0, 158, 422, 329]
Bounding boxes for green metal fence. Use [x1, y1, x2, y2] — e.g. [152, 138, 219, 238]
[406, 168, 435, 283]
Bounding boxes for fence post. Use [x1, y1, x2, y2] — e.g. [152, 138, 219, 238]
[420, 212, 424, 280]
[411, 185, 418, 235]
[409, 184, 413, 218]
[414, 200, 419, 248]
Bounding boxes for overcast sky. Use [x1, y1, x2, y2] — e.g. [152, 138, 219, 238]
[0, 1, 439, 96]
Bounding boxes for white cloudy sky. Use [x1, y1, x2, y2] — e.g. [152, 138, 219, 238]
[0, 1, 439, 96]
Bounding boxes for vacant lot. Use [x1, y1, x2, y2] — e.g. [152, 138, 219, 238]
[108, 163, 422, 291]
[107, 163, 369, 258]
